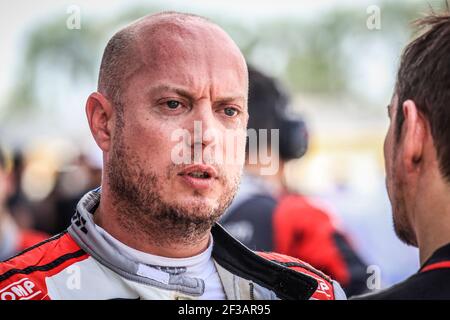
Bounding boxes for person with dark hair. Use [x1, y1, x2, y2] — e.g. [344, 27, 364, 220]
[354, 12, 450, 299]
[0, 12, 345, 300]
[220, 66, 368, 296]
[0, 147, 47, 261]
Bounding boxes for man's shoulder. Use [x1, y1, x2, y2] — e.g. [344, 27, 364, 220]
[277, 193, 336, 219]
[257, 251, 346, 300]
[0, 232, 88, 300]
[17, 229, 50, 252]
[353, 269, 450, 300]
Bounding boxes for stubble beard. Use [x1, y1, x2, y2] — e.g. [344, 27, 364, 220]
[389, 164, 418, 247]
[106, 128, 241, 248]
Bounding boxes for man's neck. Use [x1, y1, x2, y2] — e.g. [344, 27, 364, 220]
[414, 177, 450, 266]
[93, 187, 211, 259]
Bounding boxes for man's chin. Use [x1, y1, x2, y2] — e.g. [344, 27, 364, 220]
[168, 196, 222, 216]
[393, 214, 418, 247]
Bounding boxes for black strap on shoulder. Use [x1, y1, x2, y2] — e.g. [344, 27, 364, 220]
[212, 223, 317, 300]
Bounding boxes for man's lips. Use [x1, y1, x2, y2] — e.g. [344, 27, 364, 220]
[177, 164, 218, 179]
[177, 165, 218, 190]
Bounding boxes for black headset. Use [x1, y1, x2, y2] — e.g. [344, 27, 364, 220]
[277, 113, 308, 160]
[272, 81, 309, 161]
[247, 66, 309, 161]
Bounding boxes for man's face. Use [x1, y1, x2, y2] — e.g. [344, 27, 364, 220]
[384, 95, 416, 246]
[106, 22, 248, 237]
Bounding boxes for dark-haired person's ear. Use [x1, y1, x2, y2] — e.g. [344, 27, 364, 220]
[401, 99, 426, 175]
[86, 92, 114, 152]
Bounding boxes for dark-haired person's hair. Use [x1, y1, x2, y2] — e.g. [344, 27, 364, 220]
[247, 65, 289, 140]
[395, 12, 450, 181]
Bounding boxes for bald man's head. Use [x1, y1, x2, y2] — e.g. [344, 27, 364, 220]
[97, 12, 245, 109]
[88, 11, 249, 245]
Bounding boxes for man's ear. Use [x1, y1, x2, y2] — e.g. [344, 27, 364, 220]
[401, 99, 426, 174]
[86, 92, 114, 152]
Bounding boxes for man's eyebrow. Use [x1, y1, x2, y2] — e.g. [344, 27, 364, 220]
[148, 84, 245, 103]
[148, 84, 195, 100]
[215, 95, 246, 104]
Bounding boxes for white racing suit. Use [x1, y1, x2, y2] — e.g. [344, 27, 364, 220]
[0, 188, 346, 300]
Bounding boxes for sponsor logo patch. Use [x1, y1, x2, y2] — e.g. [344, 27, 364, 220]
[0, 278, 42, 300]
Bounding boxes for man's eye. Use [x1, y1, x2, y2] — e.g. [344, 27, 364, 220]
[224, 107, 238, 117]
[166, 100, 180, 109]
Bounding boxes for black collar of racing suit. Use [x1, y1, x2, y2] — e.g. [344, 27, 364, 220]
[211, 223, 317, 300]
[419, 242, 450, 272]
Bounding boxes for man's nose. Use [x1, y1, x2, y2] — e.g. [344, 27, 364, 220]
[184, 102, 220, 164]
[188, 102, 218, 148]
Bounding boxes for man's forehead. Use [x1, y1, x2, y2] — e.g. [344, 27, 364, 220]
[146, 83, 247, 102]
[147, 36, 241, 71]
[133, 15, 225, 48]
[118, 13, 248, 98]
[133, 25, 246, 79]
[128, 14, 243, 62]
[133, 12, 211, 31]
